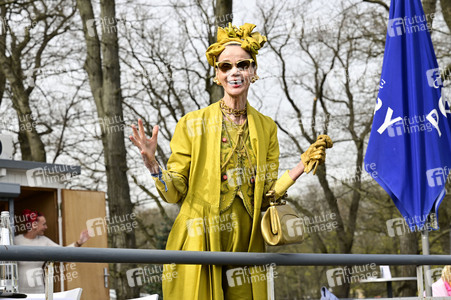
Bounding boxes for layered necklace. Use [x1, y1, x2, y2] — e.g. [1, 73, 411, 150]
[219, 99, 247, 117]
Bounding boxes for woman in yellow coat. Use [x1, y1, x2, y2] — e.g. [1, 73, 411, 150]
[130, 23, 331, 300]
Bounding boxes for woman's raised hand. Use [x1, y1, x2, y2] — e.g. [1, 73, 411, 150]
[130, 119, 160, 173]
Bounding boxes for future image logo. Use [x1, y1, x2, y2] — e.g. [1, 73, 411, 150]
[426, 68, 443, 88]
[285, 213, 338, 236]
[24, 66, 71, 88]
[326, 268, 345, 287]
[186, 116, 222, 137]
[387, 121, 404, 137]
[226, 168, 244, 187]
[186, 214, 237, 237]
[387, 18, 405, 37]
[24, 68, 39, 88]
[225, 264, 277, 287]
[186, 118, 205, 137]
[386, 214, 436, 237]
[286, 219, 304, 237]
[426, 268, 443, 286]
[86, 19, 97, 37]
[426, 167, 449, 187]
[26, 263, 78, 287]
[326, 264, 377, 287]
[387, 115, 434, 138]
[86, 217, 106, 237]
[226, 267, 246, 287]
[26, 268, 44, 288]
[86, 213, 138, 237]
[126, 264, 177, 287]
[86, 17, 132, 38]
[387, 14, 434, 38]
[126, 268, 145, 287]
[186, 218, 204, 237]
[386, 218, 409, 237]
[25, 165, 78, 187]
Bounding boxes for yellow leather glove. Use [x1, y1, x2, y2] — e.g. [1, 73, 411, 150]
[301, 135, 333, 175]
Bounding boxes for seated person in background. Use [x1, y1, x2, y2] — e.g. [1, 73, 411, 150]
[14, 209, 90, 294]
[432, 266, 451, 297]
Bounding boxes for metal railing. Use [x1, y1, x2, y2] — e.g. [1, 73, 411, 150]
[2, 245, 451, 265]
[2, 245, 451, 299]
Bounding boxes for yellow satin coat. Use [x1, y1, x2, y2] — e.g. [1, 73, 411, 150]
[153, 101, 294, 299]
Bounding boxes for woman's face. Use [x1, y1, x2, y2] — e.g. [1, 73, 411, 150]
[215, 45, 256, 98]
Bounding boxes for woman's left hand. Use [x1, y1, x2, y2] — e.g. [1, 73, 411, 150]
[301, 135, 333, 174]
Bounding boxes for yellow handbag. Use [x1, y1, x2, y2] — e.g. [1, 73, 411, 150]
[261, 190, 305, 246]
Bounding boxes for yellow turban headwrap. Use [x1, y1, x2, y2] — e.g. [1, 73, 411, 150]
[206, 23, 267, 67]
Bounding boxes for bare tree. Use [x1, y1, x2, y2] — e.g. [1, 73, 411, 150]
[76, 0, 137, 298]
[0, 0, 77, 162]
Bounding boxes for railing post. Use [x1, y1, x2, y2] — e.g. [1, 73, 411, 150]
[417, 265, 424, 299]
[267, 264, 275, 300]
[422, 229, 432, 296]
[45, 261, 54, 300]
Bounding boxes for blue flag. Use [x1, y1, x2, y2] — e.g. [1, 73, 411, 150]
[364, 0, 451, 231]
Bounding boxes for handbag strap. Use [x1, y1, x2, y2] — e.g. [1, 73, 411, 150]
[265, 189, 287, 206]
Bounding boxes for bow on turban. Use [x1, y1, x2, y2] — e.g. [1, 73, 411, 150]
[206, 23, 267, 67]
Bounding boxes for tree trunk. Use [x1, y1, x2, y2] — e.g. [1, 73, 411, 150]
[215, 0, 233, 28]
[422, 0, 437, 28]
[76, 0, 138, 298]
[441, 0, 451, 31]
[208, 0, 233, 104]
[0, 7, 6, 107]
[0, 36, 46, 162]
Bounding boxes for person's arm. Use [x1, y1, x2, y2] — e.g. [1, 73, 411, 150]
[131, 119, 189, 204]
[288, 161, 305, 181]
[151, 118, 191, 204]
[261, 123, 296, 208]
[263, 126, 331, 207]
[43, 230, 89, 247]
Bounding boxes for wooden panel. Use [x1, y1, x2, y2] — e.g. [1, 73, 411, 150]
[61, 189, 109, 300]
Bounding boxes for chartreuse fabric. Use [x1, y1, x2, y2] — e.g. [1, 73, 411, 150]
[205, 23, 267, 67]
[153, 101, 295, 299]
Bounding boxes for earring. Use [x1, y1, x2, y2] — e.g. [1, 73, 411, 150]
[251, 75, 259, 83]
[214, 78, 222, 85]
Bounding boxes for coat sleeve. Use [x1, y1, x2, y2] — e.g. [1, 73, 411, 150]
[262, 122, 295, 208]
[152, 118, 191, 204]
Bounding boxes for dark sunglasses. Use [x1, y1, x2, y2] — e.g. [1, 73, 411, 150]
[215, 59, 254, 73]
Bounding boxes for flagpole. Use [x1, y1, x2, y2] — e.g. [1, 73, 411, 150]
[421, 229, 432, 296]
